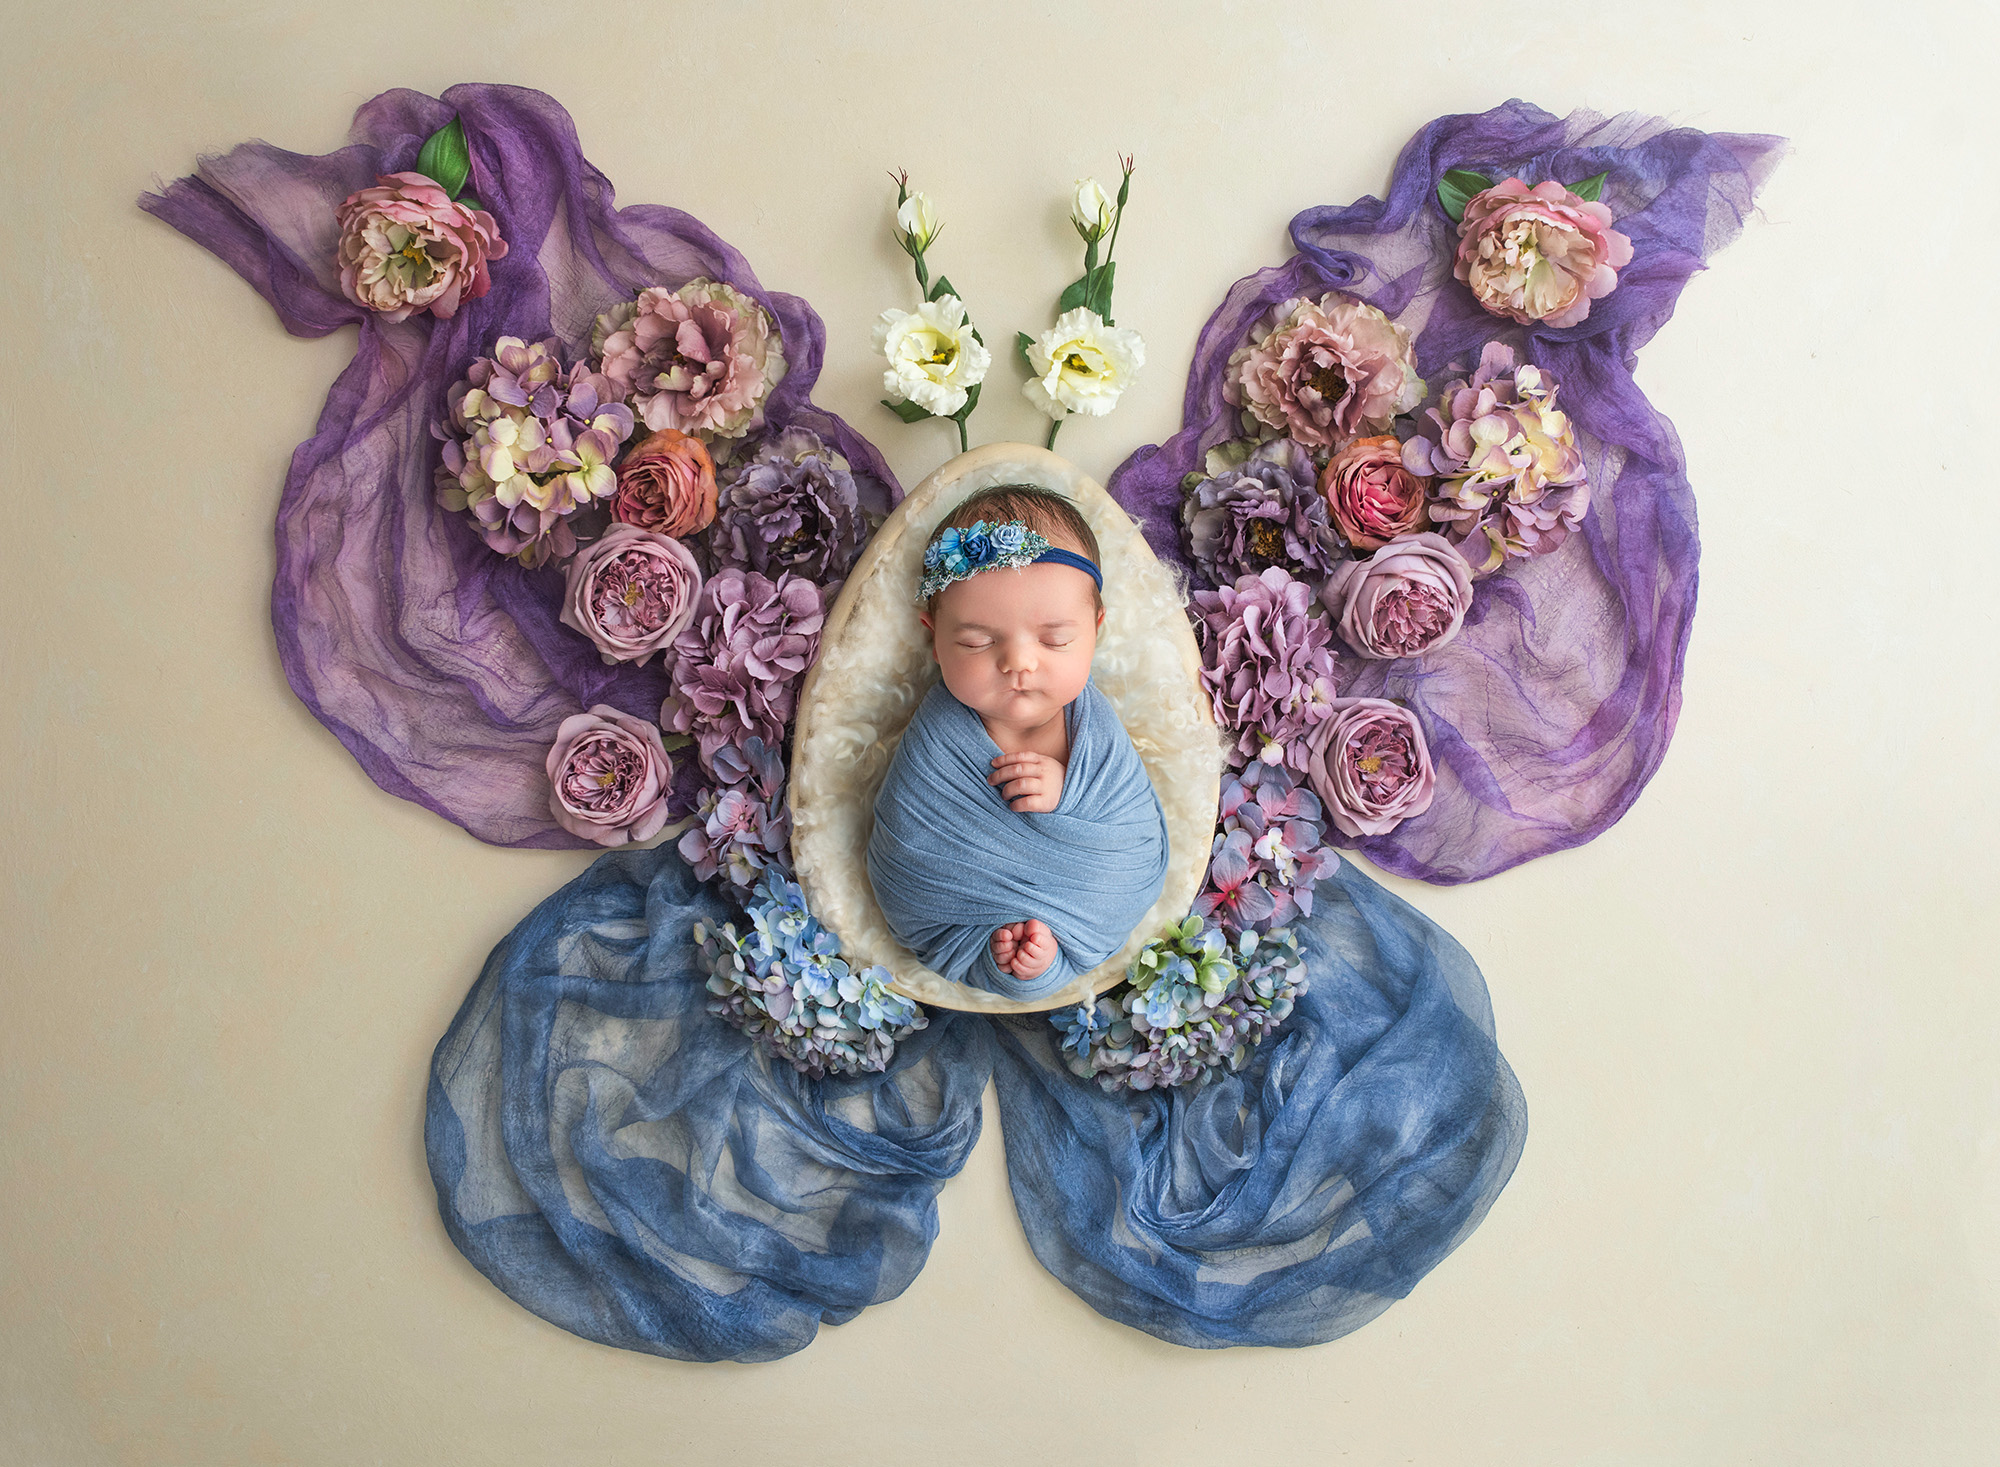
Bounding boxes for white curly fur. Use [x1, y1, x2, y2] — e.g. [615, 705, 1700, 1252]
[791, 443, 1223, 1014]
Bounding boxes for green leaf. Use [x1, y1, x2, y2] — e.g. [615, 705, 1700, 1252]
[415, 117, 472, 200]
[1057, 272, 1091, 314]
[1015, 330, 1036, 369]
[1567, 171, 1608, 203]
[1057, 262, 1119, 320]
[950, 381, 982, 424]
[927, 274, 958, 303]
[879, 397, 934, 423]
[1436, 168, 1493, 223]
[456, 194, 485, 214]
[659, 732, 693, 753]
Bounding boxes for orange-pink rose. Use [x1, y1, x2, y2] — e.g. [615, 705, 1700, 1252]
[610, 429, 717, 538]
[1319, 435, 1430, 550]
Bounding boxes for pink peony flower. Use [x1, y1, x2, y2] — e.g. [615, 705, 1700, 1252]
[1322, 533, 1475, 661]
[663, 567, 831, 771]
[559, 523, 704, 667]
[610, 428, 718, 538]
[1402, 342, 1589, 576]
[1319, 434, 1431, 550]
[1224, 292, 1424, 449]
[545, 705, 674, 847]
[594, 279, 787, 440]
[1305, 698, 1436, 838]
[1455, 177, 1635, 330]
[335, 172, 506, 323]
[1192, 566, 1341, 774]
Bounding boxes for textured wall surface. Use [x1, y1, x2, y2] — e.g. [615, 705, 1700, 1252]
[1, 2, 1994, 1463]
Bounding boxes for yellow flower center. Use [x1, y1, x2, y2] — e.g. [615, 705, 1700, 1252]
[623, 583, 642, 608]
[1357, 756, 1383, 775]
[1064, 351, 1092, 374]
[595, 771, 619, 788]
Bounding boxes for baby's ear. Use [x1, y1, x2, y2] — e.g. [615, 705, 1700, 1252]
[1095, 607, 1106, 630]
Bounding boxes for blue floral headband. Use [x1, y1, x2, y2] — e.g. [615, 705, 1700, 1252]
[917, 518, 1104, 602]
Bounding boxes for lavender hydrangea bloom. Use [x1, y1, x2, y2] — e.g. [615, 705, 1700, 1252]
[709, 428, 871, 582]
[696, 869, 926, 1078]
[663, 567, 833, 771]
[678, 736, 792, 891]
[1402, 341, 1589, 577]
[1051, 916, 1308, 1092]
[1195, 762, 1342, 934]
[1182, 437, 1345, 586]
[1192, 567, 1340, 773]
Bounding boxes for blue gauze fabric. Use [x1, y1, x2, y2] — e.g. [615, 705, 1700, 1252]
[988, 858, 1527, 1348]
[425, 846, 993, 1363]
[866, 680, 1170, 1001]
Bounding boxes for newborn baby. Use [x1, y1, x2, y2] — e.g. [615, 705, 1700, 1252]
[866, 486, 1170, 1001]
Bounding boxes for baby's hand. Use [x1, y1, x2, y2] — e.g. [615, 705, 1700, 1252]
[990, 920, 1058, 982]
[989, 752, 1065, 814]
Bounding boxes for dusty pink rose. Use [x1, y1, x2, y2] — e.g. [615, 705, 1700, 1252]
[1322, 534, 1475, 660]
[1320, 434, 1431, 549]
[1305, 698, 1436, 838]
[594, 279, 787, 440]
[334, 172, 506, 323]
[1455, 177, 1635, 329]
[545, 706, 674, 847]
[1224, 292, 1425, 449]
[560, 524, 704, 667]
[610, 428, 718, 537]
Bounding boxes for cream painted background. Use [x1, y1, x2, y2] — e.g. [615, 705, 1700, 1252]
[2, 1, 1994, 1463]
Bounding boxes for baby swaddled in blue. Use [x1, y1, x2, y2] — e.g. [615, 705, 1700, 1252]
[866, 487, 1169, 1002]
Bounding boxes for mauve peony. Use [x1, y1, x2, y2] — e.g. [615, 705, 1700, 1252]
[1320, 434, 1431, 550]
[1182, 437, 1344, 587]
[335, 172, 506, 323]
[1323, 533, 1475, 661]
[1192, 567, 1340, 774]
[1456, 177, 1635, 330]
[610, 428, 717, 538]
[545, 705, 674, 847]
[664, 567, 832, 771]
[1306, 697, 1436, 838]
[595, 279, 787, 440]
[711, 427, 870, 582]
[1402, 341, 1589, 576]
[1224, 292, 1424, 449]
[559, 523, 703, 667]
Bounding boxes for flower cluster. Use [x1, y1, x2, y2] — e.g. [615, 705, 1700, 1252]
[710, 427, 871, 583]
[678, 736, 792, 892]
[1182, 437, 1344, 587]
[1194, 762, 1341, 934]
[917, 519, 1045, 601]
[696, 871, 926, 1079]
[434, 337, 637, 566]
[1402, 341, 1589, 576]
[663, 567, 831, 772]
[595, 278, 787, 441]
[1050, 916, 1307, 1092]
[1192, 567, 1340, 773]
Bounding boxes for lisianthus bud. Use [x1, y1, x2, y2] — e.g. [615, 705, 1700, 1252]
[895, 191, 941, 252]
[1071, 178, 1117, 241]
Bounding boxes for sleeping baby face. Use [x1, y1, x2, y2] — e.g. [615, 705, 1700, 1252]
[922, 559, 1104, 738]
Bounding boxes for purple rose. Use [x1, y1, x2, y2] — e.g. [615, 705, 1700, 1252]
[545, 705, 674, 847]
[663, 567, 832, 772]
[560, 523, 704, 666]
[1182, 437, 1345, 586]
[1305, 698, 1435, 838]
[1192, 567, 1340, 774]
[1322, 533, 1475, 660]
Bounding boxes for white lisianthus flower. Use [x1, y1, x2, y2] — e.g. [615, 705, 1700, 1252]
[895, 192, 941, 252]
[1023, 307, 1145, 420]
[1071, 178, 1116, 241]
[873, 295, 991, 416]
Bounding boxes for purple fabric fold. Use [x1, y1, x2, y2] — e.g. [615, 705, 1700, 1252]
[1109, 100, 1783, 883]
[141, 84, 899, 848]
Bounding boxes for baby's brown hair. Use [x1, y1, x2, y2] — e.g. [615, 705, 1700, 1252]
[927, 485, 1103, 611]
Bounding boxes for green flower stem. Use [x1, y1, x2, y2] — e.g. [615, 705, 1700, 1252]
[1045, 416, 1063, 450]
[957, 416, 969, 453]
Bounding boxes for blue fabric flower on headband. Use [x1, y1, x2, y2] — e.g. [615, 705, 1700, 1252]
[917, 518, 1102, 601]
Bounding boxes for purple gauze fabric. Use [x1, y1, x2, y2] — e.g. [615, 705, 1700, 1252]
[1110, 100, 1783, 884]
[140, 84, 899, 848]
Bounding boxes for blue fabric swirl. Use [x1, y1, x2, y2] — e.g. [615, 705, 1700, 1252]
[425, 847, 992, 1363]
[988, 859, 1527, 1347]
[866, 680, 1170, 1001]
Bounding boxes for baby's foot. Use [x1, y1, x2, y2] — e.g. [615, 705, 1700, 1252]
[1008, 919, 1057, 981]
